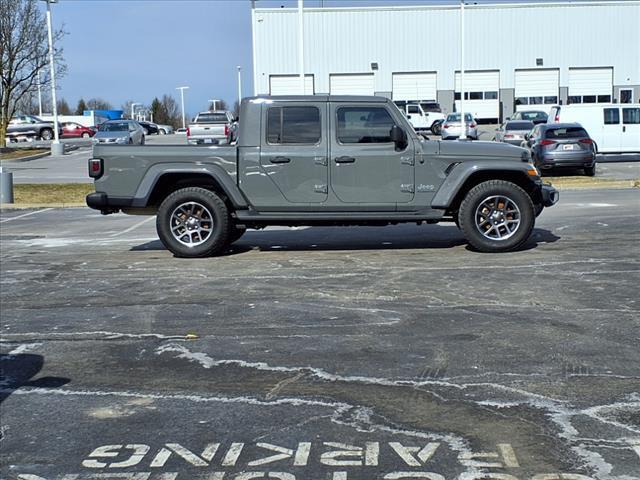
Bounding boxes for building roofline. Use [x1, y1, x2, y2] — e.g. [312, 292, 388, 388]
[256, 1, 640, 13]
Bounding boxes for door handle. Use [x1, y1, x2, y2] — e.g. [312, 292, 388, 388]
[623, 126, 626, 132]
[270, 156, 291, 164]
[334, 156, 356, 164]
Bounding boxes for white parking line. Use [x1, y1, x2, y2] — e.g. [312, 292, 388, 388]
[108, 216, 155, 237]
[0, 208, 53, 224]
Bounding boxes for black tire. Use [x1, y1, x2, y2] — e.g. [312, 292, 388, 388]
[82, 132, 90, 138]
[458, 180, 535, 253]
[584, 164, 596, 177]
[156, 187, 231, 258]
[431, 121, 442, 136]
[128, 138, 133, 144]
[159, 129, 166, 135]
[141, 135, 145, 145]
[40, 128, 53, 141]
[229, 225, 247, 244]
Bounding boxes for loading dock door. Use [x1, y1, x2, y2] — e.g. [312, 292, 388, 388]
[392, 72, 437, 101]
[568, 67, 613, 104]
[514, 69, 559, 111]
[454, 70, 500, 121]
[269, 75, 314, 95]
[329, 74, 375, 95]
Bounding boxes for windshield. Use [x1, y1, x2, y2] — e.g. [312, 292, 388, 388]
[446, 113, 473, 122]
[100, 122, 129, 132]
[196, 113, 228, 123]
[420, 103, 441, 113]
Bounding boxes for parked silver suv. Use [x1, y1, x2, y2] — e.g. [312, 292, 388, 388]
[441, 113, 478, 140]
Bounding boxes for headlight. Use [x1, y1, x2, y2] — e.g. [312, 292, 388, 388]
[115, 137, 128, 144]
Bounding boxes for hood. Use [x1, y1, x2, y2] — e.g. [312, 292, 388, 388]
[422, 139, 530, 162]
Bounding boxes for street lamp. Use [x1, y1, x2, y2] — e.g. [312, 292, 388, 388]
[459, 0, 466, 141]
[298, 0, 305, 94]
[176, 86, 189, 129]
[131, 102, 141, 121]
[237, 66, 242, 108]
[208, 99, 220, 111]
[42, 0, 63, 155]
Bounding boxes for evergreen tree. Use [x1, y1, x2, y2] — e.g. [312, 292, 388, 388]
[75, 98, 87, 115]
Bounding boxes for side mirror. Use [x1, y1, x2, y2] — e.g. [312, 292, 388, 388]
[390, 125, 407, 149]
[524, 134, 530, 140]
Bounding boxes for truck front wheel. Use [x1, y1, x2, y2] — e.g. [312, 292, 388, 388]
[156, 187, 231, 257]
[458, 180, 535, 252]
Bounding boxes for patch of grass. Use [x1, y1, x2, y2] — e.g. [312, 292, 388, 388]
[0, 148, 47, 161]
[13, 183, 94, 204]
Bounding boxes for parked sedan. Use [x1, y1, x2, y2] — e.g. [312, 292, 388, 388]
[137, 121, 159, 135]
[494, 120, 534, 146]
[156, 124, 174, 135]
[440, 113, 478, 140]
[92, 120, 145, 145]
[61, 122, 95, 139]
[522, 122, 596, 176]
[510, 110, 548, 124]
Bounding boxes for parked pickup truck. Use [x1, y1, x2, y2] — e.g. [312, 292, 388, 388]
[87, 95, 558, 257]
[187, 111, 237, 145]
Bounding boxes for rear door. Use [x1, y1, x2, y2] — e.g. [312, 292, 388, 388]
[602, 107, 621, 152]
[258, 102, 329, 207]
[621, 107, 640, 152]
[329, 103, 414, 207]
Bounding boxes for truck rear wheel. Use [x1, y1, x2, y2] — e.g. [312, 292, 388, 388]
[458, 180, 534, 252]
[156, 187, 231, 258]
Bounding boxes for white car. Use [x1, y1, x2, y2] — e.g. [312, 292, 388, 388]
[175, 128, 187, 135]
[397, 102, 445, 133]
[440, 113, 479, 140]
[156, 124, 174, 135]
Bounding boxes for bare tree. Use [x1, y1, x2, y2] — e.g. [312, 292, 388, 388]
[0, 0, 65, 146]
[86, 98, 113, 111]
[159, 94, 181, 128]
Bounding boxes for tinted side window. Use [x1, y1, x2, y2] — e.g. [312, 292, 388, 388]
[266, 106, 321, 144]
[604, 108, 620, 125]
[407, 105, 420, 114]
[337, 107, 394, 144]
[622, 108, 640, 125]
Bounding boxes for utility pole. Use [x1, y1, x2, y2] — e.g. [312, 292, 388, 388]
[237, 66, 242, 108]
[459, 0, 466, 140]
[37, 69, 43, 117]
[298, 0, 305, 94]
[131, 103, 141, 121]
[44, 0, 62, 155]
[176, 86, 189, 129]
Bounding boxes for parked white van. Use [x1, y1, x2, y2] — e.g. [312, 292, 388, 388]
[548, 104, 640, 153]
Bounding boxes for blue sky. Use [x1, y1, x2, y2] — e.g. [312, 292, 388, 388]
[48, 0, 612, 116]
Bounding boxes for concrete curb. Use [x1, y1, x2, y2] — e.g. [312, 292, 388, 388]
[1, 202, 86, 209]
[0, 151, 50, 163]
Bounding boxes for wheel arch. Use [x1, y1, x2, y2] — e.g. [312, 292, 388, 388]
[433, 167, 538, 213]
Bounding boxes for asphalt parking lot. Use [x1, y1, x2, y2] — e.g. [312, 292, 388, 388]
[1, 188, 639, 480]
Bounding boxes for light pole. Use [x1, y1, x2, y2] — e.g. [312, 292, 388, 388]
[208, 99, 219, 111]
[43, 0, 62, 155]
[298, 0, 305, 94]
[176, 86, 189, 129]
[458, 0, 466, 141]
[37, 69, 43, 117]
[237, 66, 242, 108]
[131, 102, 141, 121]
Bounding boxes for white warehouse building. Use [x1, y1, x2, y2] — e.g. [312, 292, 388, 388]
[251, 1, 640, 122]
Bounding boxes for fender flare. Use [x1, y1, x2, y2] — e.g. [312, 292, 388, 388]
[131, 163, 249, 209]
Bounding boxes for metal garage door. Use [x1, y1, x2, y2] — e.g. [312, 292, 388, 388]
[454, 70, 500, 121]
[515, 69, 559, 111]
[568, 67, 613, 104]
[392, 72, 437, 102]
[269, 75, 314, 95]
[329, 74, 375, 95]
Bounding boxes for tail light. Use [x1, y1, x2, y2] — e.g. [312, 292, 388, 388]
[554, 115, 560, 122]
[579, 138, 594, 144]
[224, 124, 229, 136]
[186, 127, 191, 137]
[88, 158, 103, 179]
[470, 122, 477, 128]
[504, 134, 514, 138]
[540, 139, 556, 146]
[443, 124, 450, 129]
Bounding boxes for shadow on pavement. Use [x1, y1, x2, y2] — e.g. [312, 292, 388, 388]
[131, 225, 560, 256]
[0, 353, 70, 409]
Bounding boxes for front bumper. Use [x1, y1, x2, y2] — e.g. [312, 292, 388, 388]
[540, 184, 559, 207]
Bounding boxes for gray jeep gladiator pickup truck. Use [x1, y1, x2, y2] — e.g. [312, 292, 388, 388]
[87, 95, 558, 257]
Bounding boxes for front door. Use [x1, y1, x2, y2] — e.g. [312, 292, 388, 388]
[329, 103, 415, 206]
[258, 102, 329, 207]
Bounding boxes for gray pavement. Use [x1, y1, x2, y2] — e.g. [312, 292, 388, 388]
[1, 189, 639, 480]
